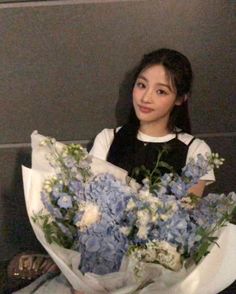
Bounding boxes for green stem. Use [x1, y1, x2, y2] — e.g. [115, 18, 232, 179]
[150, 149, 164, 179]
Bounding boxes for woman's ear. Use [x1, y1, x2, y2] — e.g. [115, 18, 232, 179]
[175, 94, 188, 106]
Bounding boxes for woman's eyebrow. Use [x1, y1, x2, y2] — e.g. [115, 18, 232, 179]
[137, 75, 172, 91]
[156, 83, 172, 91]
[137, 75, 148, 81]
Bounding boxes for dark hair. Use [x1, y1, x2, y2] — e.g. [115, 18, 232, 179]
[107, 49, 193, 165]
[129, 48, 193, 133]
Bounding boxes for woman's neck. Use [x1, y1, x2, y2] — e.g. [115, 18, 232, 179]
[139, 122, 171, 137]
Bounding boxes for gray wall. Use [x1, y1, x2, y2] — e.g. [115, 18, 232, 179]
[0, 0, 235, 262]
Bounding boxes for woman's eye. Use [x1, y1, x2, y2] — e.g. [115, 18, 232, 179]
[156, 89, 167, 95]
[136, 81, 146, 89]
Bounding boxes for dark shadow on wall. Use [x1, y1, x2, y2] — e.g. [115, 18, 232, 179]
[1, 149, 45, 262]
[0, 148, 47, 293]
[115, 66, 138, 127]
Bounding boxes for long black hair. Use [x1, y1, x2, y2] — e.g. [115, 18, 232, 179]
[107, 48, 193, 165]
[130, 48, 192, 132]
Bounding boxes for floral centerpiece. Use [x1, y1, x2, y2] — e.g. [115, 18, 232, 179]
[22, 131, 236, 294]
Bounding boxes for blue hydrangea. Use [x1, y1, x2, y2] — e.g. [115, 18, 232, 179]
[84, 174, 133, 223]
[65, 173, 132, 274]
[77, 219, 128, 274]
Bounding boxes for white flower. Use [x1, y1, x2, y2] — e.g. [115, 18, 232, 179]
[136, 210, 150, 239]
[75, 173, 84, 181]
[127, 199, 136, 210]
[142, 248, 157, 262]
[138, 190, 162, 208]
[127, 177, 140, 192]
[137, 225, 148, 239]
[168, 200, 178, 212]
[231, 192, 236, 202]
[120, 226, 131, 236]
[151, 214, 159, 223]
[77, 203, 101, 230]
[39, 139, 47, 146]
[139, 189, 150, 200]
[151, 240, 182, 271]
[160, 213, 170, 221]
[43, 179, 55, 193]
[208, 153, 225, 168]
[44, 185, 52, 193]
[137, 209, 150, 226]
[62, 148, 68, 156]
[180, 196, 196, 209]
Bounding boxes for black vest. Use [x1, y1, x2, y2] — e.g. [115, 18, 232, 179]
[107, 126, 195, 183]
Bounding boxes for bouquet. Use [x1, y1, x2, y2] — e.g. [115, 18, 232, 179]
[22, 131, 236, 294]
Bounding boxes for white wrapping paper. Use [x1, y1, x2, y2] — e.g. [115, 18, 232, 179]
[22, 131, 236, 294]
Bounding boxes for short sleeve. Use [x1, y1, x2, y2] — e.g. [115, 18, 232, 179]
[186, 138, 215, 185]
[89, 128, 115, 160]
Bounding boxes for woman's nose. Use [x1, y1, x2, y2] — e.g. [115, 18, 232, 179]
[141, 89, 152, 103]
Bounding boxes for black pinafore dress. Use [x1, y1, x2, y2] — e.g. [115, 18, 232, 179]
[107, 129, 195, 183]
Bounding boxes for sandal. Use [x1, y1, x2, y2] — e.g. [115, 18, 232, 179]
[7, 251, 59, 282]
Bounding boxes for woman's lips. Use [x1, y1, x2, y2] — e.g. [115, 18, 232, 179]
[138, 105, 153, 113]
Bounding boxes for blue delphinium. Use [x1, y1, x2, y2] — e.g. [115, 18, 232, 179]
[57, 193, 73, 209]
[182, 154, 210, 179]
[157, 154, 211, 199]
[40, 191, 63, 219]
[68, 179, 85, 201]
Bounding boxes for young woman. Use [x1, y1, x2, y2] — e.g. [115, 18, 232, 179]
[72, 48, 215, 294]
[12, 48, 215, 293]
[90, 48, 215, 197]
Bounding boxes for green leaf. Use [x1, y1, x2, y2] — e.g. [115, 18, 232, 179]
[230, 206, 236, 224]
[158, 161, 174, 172]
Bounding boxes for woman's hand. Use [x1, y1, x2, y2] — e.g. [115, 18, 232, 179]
[188, 180, 206, 197]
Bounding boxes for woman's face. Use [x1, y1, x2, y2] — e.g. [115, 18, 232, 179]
[132, 64, 181, 131]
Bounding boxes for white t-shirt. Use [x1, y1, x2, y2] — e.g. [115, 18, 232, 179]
[90, 128, 215, 184]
